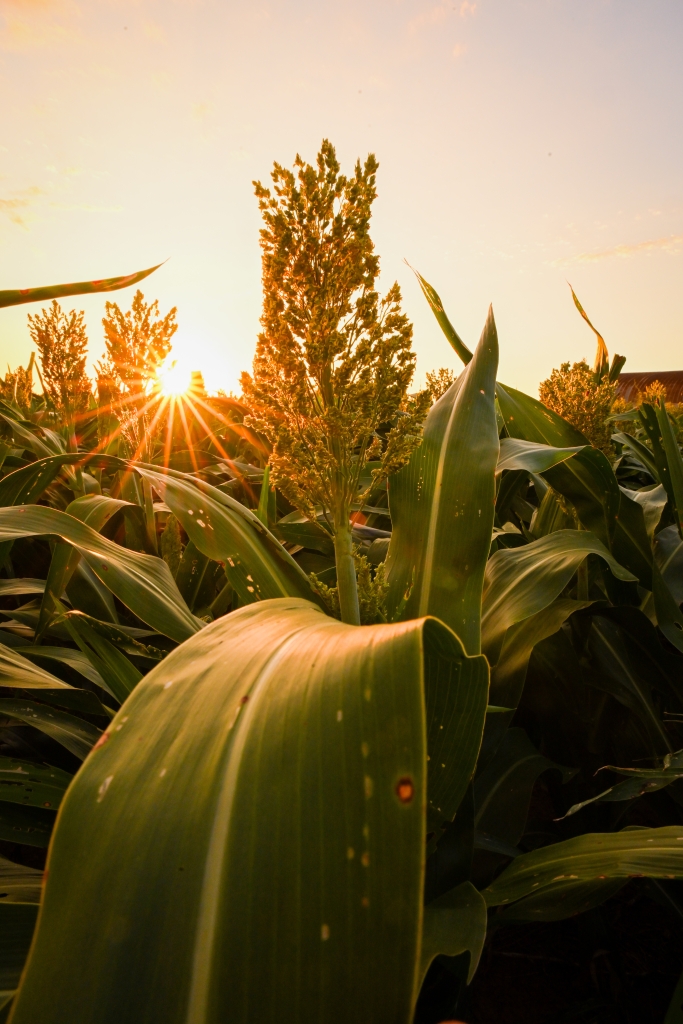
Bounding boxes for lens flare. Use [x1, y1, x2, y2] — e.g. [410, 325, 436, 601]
[158, 357, 192, 397]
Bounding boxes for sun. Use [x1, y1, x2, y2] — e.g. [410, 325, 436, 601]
[157, 357, 192, 397]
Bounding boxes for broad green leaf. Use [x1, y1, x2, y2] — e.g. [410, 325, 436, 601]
[611, 489, 654, 590]
[483, 826, 683, 910]
[0, 856, 42, 904]
[473, 727, 573, 847]
[481, 530, 636, 665]
[0, 804, 54, 848]
[275, 520, 335, 556]
[586, 613, 673, 750]
[491, 877, 626, 923]
[0, 699, 100, 759]
[622, 483, 667, 541]
[136, 466, 322, 608]
[490, 598, 592, 709]
[656, 400, 683, 531]
[655, 525, 683, 605]
[652, 562, 683, 655]
[58, 610, 142, 704]
[0, 454, 125, 509]
[0, 903, 39, 999]
[0, 757, 72, 810]
[0, 643, 73, 690]
[420, 882, 486, 986]
[613, 430, 661, 482]
[0, 581, 47, 597]
[39, 494, 141, 637]
[17, 647, 105, 688]
[0, 263, 161, 309]
[497, 437, 583, 475]
[497, 384, 619, 547]
[0, 505, 201, 642]
[496, 382, 588, 447]
[422, 623, 489, 829]
[386, 309, 499, 653]
[12, 599, 487, 1024]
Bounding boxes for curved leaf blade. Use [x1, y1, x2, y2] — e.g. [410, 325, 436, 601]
[0, 506, 201, 642]
[0, 264, 162, 309]
[481, 530, 636, 664]
[12, 600, 488, 1024]
[483, 826, 683, 909]
[136, 466, 322, 608]
[386, 309, 499, 653]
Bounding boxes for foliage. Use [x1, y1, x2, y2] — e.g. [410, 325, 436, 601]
[539, 359, 617, 455]
[98, 289, 177, 459]
[0, 225, 683, 1022]
[241, 140, 430, 623]
[27, 301, 91, 428]
[0, 356, 34, 415]
[425, 367, 456, 401]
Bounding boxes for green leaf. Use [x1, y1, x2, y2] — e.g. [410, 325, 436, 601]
[0, 581, 47, 598]
[58, 610, 142, 705]
[0, 699, 100, 759]
[17, 647, 105, 689]
[497, 437, 584, 475]
[0, 505, 201, 642]
[420, 882, 486, 986]
[481, 530, 636, 666]
[422, 622, 489, 829]
[38, 494, 142, 638]
[0, 642, 72, 691]
[135, 466, 323, 609]
[473, 727, 574, 847]
[560, 750, 683, 821]
[0, 804, 54, 848]
[11, 599, 487, 1024]
[491, 877, 626, 923]
[613, 430, 661, 483]
[0, 855, 43, 904]
[655, 525, 683, 605]
[586, 613, 673, 750]
[0, 263, 162, 309]
[656, 400, 683, 531]
[0, 903, 39, 998]
[621, 483, 667, 541]
[497, 384, 620, 547]
[483, 826, 683, 912]
[0, 756, 72, 810]
[386, 309, 499, 653]
[489, 598, 592, 709]
[409, 267, 473, 365]
[0, 454, 125, 510]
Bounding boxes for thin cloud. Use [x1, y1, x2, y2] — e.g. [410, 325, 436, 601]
[554, 234, 683, 266]
[0, 0, 80, 50]
[0, 186, 43, 227]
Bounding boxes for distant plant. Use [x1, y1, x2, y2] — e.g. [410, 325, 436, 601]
[425, 366, 456, 401]
[98, 289, 177, 458]
[539, 359, 617, 454]
[27, 301, 91, 445]
[241, 139, 430, 623]
[0, 354, 35, 414]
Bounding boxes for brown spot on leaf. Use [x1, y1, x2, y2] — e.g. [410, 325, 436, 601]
[396, 777, 414, 804]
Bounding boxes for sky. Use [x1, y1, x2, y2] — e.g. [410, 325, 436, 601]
[0, 0, 681, 396]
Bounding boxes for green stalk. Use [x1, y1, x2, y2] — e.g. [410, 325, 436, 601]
[333, 520, 360, 626]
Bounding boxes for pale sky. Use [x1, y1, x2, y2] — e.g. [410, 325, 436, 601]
[0, 0, 681, 396]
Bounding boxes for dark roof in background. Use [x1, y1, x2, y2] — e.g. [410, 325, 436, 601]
[616, 371, 683, 404]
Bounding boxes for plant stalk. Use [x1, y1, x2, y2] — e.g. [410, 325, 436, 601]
[333, 521, 360, 626]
